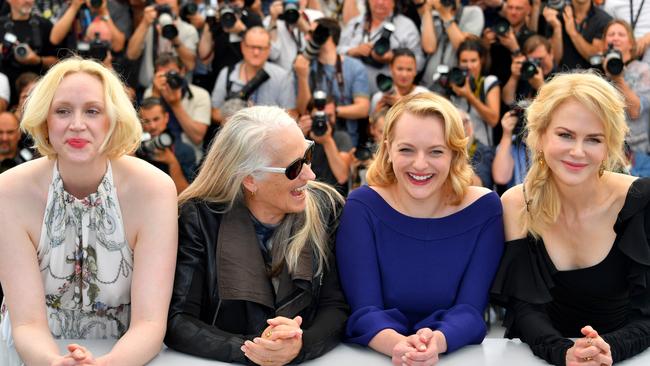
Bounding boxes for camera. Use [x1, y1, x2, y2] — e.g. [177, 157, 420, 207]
[546, 0, 565, 11]
[311, 90, 329, 137]
[165, 70, 184, 89]
[77, 32, 110, 61]
[509, 102, 529, 141]
[440, 0, 456, 9]
[376, 73, 393, 93]
[89, 0, 103, 9]
[448, 66, 468, 87]
[590, 44, 624, 76]
[156, 5, 178, 40]
[493, 18, 510, 37]
[140, 131, 175, 157]
[373, 22, 395, 56]
[205, 6, 218, 28]
[354, 141, 374, 161]
[280, 0, 300, 25]
[1, 33, 29, 60]
[520, 58, 541, 80]
[180, 2, 198, 23]
[303, 23, 330, 60]
[226, 69, 270, 100]
[219, 3, 240, 30]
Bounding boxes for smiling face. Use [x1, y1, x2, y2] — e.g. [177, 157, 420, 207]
[605, 22, 633, 58]
[388, 112, 452, 203]
[540, 99, 608, 186]
[47, 72, 110, 164]
[247, 125, 317, 224]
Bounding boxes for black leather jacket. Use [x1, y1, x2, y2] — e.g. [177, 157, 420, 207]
[164, 197, 349, 364]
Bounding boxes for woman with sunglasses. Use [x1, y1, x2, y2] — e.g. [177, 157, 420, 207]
[164, 105, 349, 365]
[336, 93, 504, 364]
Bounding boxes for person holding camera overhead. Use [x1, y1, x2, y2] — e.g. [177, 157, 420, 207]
[369, 48, 428, 114]
[419, 0, 485, 91]
[450, 37, 501, 147]
[138, 97, 196, 193]
[298, 92, 354, 194]
[49, 0, 130, 55]
[336, 92, 504, 364]
[144, 52, 211, 161]
[0, 0, 57, 106]
[126, 0, 199, 91]
[338, 0, 423, 95]
[502, 35, 557, 106]
[294, 17, 370, 146]
[601, 20, 650, 177]
[211, 26, 296, 123]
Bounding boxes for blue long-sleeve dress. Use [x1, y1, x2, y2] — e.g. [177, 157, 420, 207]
[336, 185, 504, 353]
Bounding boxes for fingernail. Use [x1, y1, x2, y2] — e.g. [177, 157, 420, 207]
[253, 338, 260, 343]
[240, 346, 246, 352]
[419, 344, 426, 351]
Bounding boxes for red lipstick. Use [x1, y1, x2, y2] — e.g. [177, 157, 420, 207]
[67, 138, 88, 149]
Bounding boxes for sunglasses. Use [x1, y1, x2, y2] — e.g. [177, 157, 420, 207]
[258, 140, 315, 180]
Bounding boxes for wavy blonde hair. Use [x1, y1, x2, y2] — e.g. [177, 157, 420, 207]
[524, 72, 628, 237]
[21, 57, 141, 158]
[366, 92, 473, 205]
[178, 106, 343, 276]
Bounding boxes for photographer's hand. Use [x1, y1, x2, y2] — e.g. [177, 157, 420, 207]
[297, 114, 313, 137]
[497, 29, 520, 53]
[152, 147, 177, 165]
[293, 54, 310, 80]
[371, 49, 393, 64]
[152, 71, 168, 97]
[450, 76, 472, 99]
[542, 7, 561, 30]
[142, 5, 158, 26]
[269, 0, 283, 22]
[501, 110, 518, 138]
[225, 18, 247, 34]
[562, 6, 577, 37]
[510, 54, 525, 80]
[347, 43, 373, 57]
[310, 123, 334, 145]
[529, 65, 545, 90]
[481, 28, 497, 49]
[15, 44, 42, 66]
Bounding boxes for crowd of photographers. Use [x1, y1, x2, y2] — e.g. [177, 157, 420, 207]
[1, 0, 650, 194]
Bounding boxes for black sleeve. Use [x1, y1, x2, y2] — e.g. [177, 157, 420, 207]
[164, 202, 256, 363]
[507, 299, 573, 366]
[601, 314, 650, 363]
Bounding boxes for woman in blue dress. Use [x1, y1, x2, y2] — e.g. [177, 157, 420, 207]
[336, 92, 504, 365]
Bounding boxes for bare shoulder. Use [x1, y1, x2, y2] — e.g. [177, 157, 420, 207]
[607, 172, 640, 195]
[461, 185, 494, 207]
[0, 158, 52, 211]
[111, 156, 177, 201]
[501, 185, 528, 241]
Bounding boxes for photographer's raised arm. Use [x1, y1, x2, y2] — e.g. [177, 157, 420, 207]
[50, 0, 84, 45]
[492, 112, 517, 185]
[127, 5, 157, 60]
[502, 55, 524, 105]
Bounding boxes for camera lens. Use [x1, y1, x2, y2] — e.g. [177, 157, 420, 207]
[282, 0, 300, 24]
[14, 44, 28, 58]
[494, 19, 510, 37]
[165, 71, 184, 89]
[376, 74, 393, 93]
[520, 60, 538, 80]
[90, 0, 102, 8]
[448, 67, 467, 87]
[311, 111, 328, 136]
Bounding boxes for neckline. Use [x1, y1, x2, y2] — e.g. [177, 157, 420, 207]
[53, 160, 112, 202]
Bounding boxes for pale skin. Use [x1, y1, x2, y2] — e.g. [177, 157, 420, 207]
[501, 100, 634, 366]
[0, 72, 178, 365]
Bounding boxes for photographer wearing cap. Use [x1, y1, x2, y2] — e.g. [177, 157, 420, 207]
[298, 91, 354, 194]
[600, 20, 650, 177]
[502, 35, 557, 105]
[126, 0, 199, 90]
[0, 0, 58, 106]
[211, 26, 296, 124]
[138, 97, 196, 193]
[419, 0, 485, 90]
[294, 17, 370, 146]
[338, 0, 423, 94]
[144, 52, 211, 159]
[370, 48, 428, 114]
[49, 0, 129, 54]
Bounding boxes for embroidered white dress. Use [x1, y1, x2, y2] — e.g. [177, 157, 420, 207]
[0, 162, 133, 364]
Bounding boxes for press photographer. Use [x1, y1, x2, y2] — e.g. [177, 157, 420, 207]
[459, 108, 494, 189]
[138, 97, 196, 193]
[0, 0, 57, 106]
[265, 0, 313, 71]
[143, 52, 211, 162]
[0, 112, 32, 175]
[595, 20, 650, 176]
[297, 90, 353, 194]
[419, 0, 485, 90]
[502, 35, 557, 105]
[338, 0, 424, 94]
[211, 26, 296, 124]
[370, 48, 428, 114]
[492, 103, 528, 188]
[294, 17, 370, 146]
[126, 0, 199, 90]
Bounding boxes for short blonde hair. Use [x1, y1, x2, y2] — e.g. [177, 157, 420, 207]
[21, 57, 141, 159]
[524, 71, 628, 236]
[366, 92, 473, 205]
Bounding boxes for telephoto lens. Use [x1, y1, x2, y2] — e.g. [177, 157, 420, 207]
[158, 12, 179, 40]
[520, 58, 540, 80]
[165, 70, 184, 89]
[373, 23, 395, 56]
[141, 132, 175, 156]
[604, 44, 624, 76]
[376, 74, 393, 93]
[219, 5, 238, 29]
[493, 18, 510, 37]
[282, 0, 300, 24]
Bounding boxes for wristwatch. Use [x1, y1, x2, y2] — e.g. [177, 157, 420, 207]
[443, 18, 455, 28]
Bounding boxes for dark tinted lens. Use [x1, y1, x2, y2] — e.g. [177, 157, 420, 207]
[304, 143, 314, 165]
[285, 158, 303, 180]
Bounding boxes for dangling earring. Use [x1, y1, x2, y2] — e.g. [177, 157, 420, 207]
[537, 150, 545, 167]
[599, 162, 605, 177]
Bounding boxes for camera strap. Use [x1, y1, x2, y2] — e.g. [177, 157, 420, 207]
[362, 13, 395, 43]
[5, 16, 42, 52]
[310, 55, 345, 101]
[630, 0, 646, 30]
[285, 22, 302, 50]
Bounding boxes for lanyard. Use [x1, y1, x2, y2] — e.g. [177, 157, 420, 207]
[630, 0, 646, 30]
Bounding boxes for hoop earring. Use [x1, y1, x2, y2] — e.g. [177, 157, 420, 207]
[599, 162, 605, 177]
[537, 150, 545, 167]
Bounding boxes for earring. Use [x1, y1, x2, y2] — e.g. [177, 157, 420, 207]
[599, 162, 605, 177]
[537, 150, 545, 167]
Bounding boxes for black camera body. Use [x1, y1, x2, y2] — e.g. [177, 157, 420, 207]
[165, 70, 184, 89]
[354, 141, 374, 161]
[311, 90, 329, 137]
[156, 5, 178, 40]
[1, 33, 29, 60]
[373, 22, 395, 56]
[493, 18, 510, 37]
[303, 23, 330, 60]
[89, 0, 103, 9]
[77, 32, 110, 61]
[520, 58, 541, 80]
[546, 0, 565, 11]
[376, 73, 393, 93]
[509, 103, 529, 141]
[140, 132, 175, 158]
[440, 0, 457, 9]
[219, 4, 241, 30]
[226, 69, 270, 101]
[280, 0, 300, 24]
[448, 67, 468, 87]
[604, 44, 624, 76]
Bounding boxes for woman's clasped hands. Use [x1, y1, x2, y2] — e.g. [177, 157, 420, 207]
[242, 316, 304, 366]
[566, 326, 613, 366]
[50, 344, 102, 366]
[392, 328, 446, 366]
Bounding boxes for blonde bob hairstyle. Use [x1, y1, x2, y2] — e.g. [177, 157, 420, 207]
[524, 72, 628, 237]
[178, 106, 344, 276]
[21, 57, 141, 159]
[366, 92, 473, 205]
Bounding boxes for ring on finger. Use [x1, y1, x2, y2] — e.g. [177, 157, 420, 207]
[265, 331, 272, 338]
[583, 356, 593, 361]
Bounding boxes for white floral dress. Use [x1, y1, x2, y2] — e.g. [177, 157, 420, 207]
[0, 161, 133, 364]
